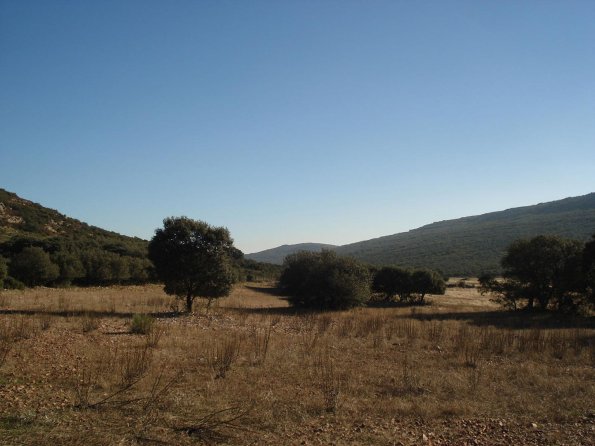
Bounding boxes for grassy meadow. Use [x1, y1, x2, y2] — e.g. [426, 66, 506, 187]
[0, 283, 593, 445]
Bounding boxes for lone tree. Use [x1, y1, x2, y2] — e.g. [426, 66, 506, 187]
[480, 235, 584, 312]
[148, 217, 235, 313]
[410, 269, 446, 303]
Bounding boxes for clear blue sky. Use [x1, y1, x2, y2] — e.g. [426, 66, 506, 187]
[1, 1, 594, 253]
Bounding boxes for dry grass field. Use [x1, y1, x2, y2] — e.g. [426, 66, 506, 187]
[0, 284, 593, 445]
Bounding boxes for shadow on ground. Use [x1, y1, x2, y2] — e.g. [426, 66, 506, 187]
[0, 309, 181, 319]
[402, 309, 595, 329]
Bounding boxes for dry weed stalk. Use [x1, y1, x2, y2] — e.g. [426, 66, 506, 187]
[72, 344, 157, 409]
[208, 335, 242, 379]
[400, 355, 424, 395]
[0, 319, 13, 368]
[248, 324, 272, 366]
[81, 312, 100, 333]
[314, 349, 345, 413]
[176, 405, 253, 442]
[144, 325, 165, 349]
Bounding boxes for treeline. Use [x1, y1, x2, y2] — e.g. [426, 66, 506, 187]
[0, 236, 153, 288]
[278, 250, 447, 310]
[0, 235, 281, 290]
[480, 234, 595, 313]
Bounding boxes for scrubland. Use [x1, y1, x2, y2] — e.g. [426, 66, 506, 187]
[0, 284, 593, 445]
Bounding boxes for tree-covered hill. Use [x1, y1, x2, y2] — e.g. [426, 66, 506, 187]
[245, 243, 337, 265]
[0, 188, 152, 285]
[0, 188, 279, 287]
[248, 193, 595, 276]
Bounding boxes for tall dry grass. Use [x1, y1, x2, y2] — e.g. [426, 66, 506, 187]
[0, 284, 593, 445]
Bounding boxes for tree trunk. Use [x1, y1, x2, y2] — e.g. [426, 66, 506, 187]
[186, 293, 193, 313]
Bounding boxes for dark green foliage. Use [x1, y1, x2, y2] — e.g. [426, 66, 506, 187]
[2, 276, 25, 290]
[372, 266, 412, 302]
[0, 256, 7, 289]
[237, 258, 282, 282]
[372, 267, 445, 304]
[582, 234, 595, 307]
[9, 247, 59, 287]
[148, 217, 235, 312]
[0, 188, 152, 287]
[246, 243, 338, 265]
[481, 235, 585, 312]
[278, 250, 370, 310]
[410, 269, 446, 302]
[51, 251, 85, 285]
[251, 193, 595, 276]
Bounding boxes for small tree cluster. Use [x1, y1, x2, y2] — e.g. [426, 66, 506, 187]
[278, 250, 371, 310]
[371, 266, 445, 304]
[480, 234, 594, 313]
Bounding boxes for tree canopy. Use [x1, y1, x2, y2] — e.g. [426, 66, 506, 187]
[278, 250, 370, 310]
[371, 266, 445, 304]
[480, 235, 586, 312]
[148, 217, 235, 312]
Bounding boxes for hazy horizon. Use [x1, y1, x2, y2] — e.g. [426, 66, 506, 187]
[2, 1, 594, 253]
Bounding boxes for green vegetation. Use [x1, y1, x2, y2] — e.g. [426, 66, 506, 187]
[0, 256, 7, 289]
[480, 235, 593, 313]
[371, 266, 445, 304]
[0, 188, 153, 287]
[148, 217, 235, 312]
[0, 188, 276, 290]
[130, 314, 154, 334]
[9, 247, 60, 287]
[278, 250, 371, 310]
[248, 193, 595, 276]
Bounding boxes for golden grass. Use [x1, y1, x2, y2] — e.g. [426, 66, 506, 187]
[0, 284, 593, 445]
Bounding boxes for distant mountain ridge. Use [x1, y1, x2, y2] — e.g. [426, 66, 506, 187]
[247, 193, 595, 276]
[246, 243, 337, 265]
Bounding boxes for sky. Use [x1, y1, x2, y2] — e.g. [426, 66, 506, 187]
[1, 1, 594, 253]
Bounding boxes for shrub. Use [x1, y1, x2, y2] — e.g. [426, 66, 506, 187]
[278, 250, 370, 310]
[9, 247, 59, 287]
[2, 276, 25, 290]
[130, 314, 154, 334]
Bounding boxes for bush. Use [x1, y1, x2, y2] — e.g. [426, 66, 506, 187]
[130, 314, 154, 334]
[278, 250, 370, 310]
[2, 276, 25, 290]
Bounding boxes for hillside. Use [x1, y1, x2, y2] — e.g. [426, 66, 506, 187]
[248, 193, 595, 276]
[0, 188, 148, 256]
[0, 188, 279, 286]
[246, 243, 337, 264]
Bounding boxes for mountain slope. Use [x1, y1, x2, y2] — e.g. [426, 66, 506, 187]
[0, 188, 148, 256]
[248, 193, 595, 276]
[246, 243, 337, 265]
